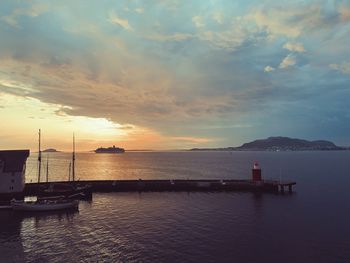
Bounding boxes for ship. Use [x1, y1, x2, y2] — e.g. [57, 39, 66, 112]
[95, 145, 125, 153]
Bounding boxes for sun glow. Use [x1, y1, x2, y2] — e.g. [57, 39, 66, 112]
[0, 92, 216, 151]
[0, 93, 132, 151]
[72, 117, 128, 137]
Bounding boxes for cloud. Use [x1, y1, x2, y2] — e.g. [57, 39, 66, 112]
[198, 30, 248, 51]
[1, 14, 19, 27]
[196, 17, 256, 52]
[329, 62, 350, 74]
[264, 66, 275, 72]
[0, 55, 246, 133]
[279, 54, 296, 69]
[135, 8, 144, 14]
[145, 32, 193, 42]
[192, 16, 205, 28]
[198, 124, 254, 129]
[1, 3, 48, 28]
[170, 136, 214, 144]
[283, 42, 305, 53]
[247, 3, 350, 40]
[247, 9, 302, 38]
[212, 11, 224, 24]
[2, 0, 350, 147]
[108, 11, 133, 31]
[339, 5, 350, 22]
[0, 77, 37, 95]
[146, 16, 254, 51]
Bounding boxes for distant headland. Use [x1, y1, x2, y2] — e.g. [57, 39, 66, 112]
[190, 136, 347, 151]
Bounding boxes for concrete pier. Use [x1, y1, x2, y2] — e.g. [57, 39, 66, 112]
[24, 179, 296, 195]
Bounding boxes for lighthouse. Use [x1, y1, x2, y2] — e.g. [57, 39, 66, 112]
[252, 162, 262, 181]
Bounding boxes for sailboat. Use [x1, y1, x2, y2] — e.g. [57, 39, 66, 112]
[38, 133, 92, 199]
[11, 129, 80, 212]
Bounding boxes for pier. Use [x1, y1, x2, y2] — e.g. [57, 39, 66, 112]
[23, 162, 296, 196]
[0, 151, 296, 200]
[24, 179, 296, 195]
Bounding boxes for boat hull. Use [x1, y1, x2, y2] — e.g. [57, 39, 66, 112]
[37, 184, 92, 200]
[11, 200, 79, 212]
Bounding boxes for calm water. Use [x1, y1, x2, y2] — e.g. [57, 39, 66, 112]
[1, 151, 350, 262]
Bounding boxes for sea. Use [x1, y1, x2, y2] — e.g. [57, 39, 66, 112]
[1, 151, 350, 263]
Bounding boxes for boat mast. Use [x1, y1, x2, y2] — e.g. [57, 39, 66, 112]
[37, 129, 42, 183]
[68, 161, 71, 181]
[46, 155, 49, 183]
[72, 133, 75, 182]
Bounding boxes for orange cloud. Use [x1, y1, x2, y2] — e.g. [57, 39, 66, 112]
[338, 5, 350, 22]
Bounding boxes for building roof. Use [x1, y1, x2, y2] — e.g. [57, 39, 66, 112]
[0, 150, 30, 172]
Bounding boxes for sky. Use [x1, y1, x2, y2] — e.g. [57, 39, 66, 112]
[0, 0, 350, 151]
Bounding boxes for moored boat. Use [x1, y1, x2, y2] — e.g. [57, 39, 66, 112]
[36, 192, 84, 201]
[39, 183, 92, 199]
[11, 199, 79, 212]
[36, 131, 92, 200]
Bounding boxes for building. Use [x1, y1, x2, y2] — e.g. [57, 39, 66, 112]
[0, 150, 30, 200]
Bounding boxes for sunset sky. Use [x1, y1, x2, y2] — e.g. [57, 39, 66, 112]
[1, 0, 350, 151]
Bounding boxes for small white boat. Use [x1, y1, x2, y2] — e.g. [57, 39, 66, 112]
[11, 199, 79, 212]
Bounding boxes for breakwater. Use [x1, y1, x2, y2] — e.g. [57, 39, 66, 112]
[24, 179, 296, 195]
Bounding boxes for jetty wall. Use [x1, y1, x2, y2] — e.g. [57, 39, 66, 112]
[23, 179, 290, 194]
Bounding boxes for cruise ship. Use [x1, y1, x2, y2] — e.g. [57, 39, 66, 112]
[94, 145, 125, 153]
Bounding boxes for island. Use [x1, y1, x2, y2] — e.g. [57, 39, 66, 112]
[42, 148, 60, 153]
[95, 145, 125, 153]
[190, 136, 346, 151]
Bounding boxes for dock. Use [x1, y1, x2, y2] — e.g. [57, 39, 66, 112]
[24, 179, 296, 195]
[0, 151, 296, 200]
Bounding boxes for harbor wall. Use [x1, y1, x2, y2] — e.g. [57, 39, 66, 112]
[24, 179, 280, 195]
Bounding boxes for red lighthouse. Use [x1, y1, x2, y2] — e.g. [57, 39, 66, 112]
[252, 162, 262, 181]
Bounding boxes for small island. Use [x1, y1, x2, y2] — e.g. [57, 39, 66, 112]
[95, 145, 125, 153]
[190, 136, 346, 151]
[42, 148, 60, 153]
